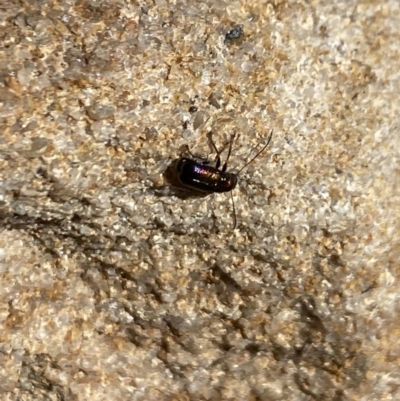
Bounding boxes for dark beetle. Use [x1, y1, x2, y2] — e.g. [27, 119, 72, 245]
[177, 159, 238, 193]
[170, 131, 273, 229]
[177, 132, 238, 193]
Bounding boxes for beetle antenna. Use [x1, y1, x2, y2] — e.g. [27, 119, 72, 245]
[236, 130, 273, 175]
[230, 191, 237, 230]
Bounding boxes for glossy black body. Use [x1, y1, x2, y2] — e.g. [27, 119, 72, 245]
[177, 157, 238, 193]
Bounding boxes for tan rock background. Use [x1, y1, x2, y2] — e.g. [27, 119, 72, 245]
[1, 1, 399, 400]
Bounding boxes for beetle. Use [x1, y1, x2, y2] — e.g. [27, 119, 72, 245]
[171, 130, 273, 229]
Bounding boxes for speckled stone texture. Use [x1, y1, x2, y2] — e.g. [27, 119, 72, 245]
[0, 1, 399, 400]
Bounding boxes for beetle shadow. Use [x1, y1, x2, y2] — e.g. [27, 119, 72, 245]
[150, 158, 210, 200]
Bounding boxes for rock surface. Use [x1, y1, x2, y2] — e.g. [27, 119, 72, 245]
[1, 1, 399, 400]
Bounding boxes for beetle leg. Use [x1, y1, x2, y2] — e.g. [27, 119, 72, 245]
[215, 155, 221, 169]
[208, 132, 230, 170]
[207, 132, 220, 153]
[222, 132, 237, 172]
[185, 145, 210, 164]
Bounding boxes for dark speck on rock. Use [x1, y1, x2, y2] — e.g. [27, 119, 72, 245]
[224, 25, 244, 43]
